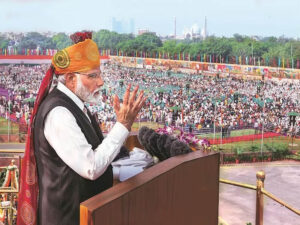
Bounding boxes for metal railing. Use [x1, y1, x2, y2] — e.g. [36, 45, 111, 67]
[220, 171, 300, 225]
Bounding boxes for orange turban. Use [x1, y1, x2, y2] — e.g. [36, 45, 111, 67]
[52, 38, 100, 75]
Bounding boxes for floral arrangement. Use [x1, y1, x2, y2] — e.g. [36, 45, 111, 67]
[155, 126, 211, 151]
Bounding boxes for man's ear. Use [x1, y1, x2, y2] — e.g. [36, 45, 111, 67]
[65, 73, 77, 91]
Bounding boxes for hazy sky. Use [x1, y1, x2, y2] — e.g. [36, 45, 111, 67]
[1, 0, 300, 38]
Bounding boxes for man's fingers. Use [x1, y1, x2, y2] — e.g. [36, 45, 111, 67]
[129, 85, 139, 105]
[123, 84, 131, 105]
[113, 94, 120, 112]
[132, 90, 144, 110]
[136, 96, 147, 112]
[135, 97, 148, 112]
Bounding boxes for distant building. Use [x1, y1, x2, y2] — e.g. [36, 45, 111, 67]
[40, 31, 57, 38]
[111, 18, 136, 34]
[112, 17, 123, 33]
[1, 32, 24, 46]
[2, 32, 24, 42]
[183, 23, 201, 40]
[138, 29, 156, 36]
[129, 18, 135, 34]
[181, 17, 208, 40]
[201, 16, 208, 40]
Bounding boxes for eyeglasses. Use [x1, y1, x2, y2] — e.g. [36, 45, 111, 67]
[76, 72, 102, 79]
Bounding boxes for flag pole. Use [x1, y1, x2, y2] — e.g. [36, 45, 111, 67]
[260, 78, 265, 160]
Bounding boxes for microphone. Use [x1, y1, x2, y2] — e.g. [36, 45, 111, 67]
[138, 126, 192, 162]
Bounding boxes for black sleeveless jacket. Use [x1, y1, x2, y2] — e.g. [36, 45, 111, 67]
[34, 87, 113, 225]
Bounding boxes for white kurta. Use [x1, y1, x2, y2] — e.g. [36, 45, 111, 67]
[44, 82, 129, 180]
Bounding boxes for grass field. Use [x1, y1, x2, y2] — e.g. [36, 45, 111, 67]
[131, 121, 165, 131]
[0, 117, 19, 134]
[197, 129, 256, 139]
[217, 136, 300, 153]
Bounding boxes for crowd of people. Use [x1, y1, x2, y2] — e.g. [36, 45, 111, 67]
[0, 64, 48, 126]
[0, 63, 299, 137]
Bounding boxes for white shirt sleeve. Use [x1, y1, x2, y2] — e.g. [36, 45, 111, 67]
[44, 106, 129, 181]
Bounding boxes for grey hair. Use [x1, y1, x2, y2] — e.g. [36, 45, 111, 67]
[57, 73, 81, 87]
[57, 74, 66, 84]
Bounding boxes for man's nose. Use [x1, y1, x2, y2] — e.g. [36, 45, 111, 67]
[96, 77, 104, 86]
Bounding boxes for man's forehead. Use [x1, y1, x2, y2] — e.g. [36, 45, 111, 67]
[86, 68, 101, 74]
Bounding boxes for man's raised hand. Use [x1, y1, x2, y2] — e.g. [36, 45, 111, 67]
[113, 84, 147, 131]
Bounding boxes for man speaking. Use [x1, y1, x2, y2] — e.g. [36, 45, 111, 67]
[17, 32, 146, 225]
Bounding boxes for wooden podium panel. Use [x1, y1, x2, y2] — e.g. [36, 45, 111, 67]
[80, 150, 220, 225]
[124, 134, 144, 151]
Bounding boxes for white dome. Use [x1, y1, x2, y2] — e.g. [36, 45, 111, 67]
[191, 24, 200, 34]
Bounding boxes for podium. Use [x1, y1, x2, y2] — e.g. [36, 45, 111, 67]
[80, 143, 220, 225]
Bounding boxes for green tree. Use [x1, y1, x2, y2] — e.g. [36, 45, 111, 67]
[134, 33, 162, 52]
[93, 30, 132, 50]
[1, 30, 300, 68]
[232, 42, 251, 57]
[0, 35, 9, 49]
[52, 33, 72, 50]
[233, 33, 245, 42]
[292, 42, 300, 60]
[161, 40, 177, 56]
[18, 32, 55, 51]
[116, 32, 162, 54]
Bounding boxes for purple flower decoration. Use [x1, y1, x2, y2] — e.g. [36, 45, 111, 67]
[156, 126, 210, 151]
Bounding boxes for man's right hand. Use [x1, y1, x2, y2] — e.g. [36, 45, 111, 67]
[113, 84, 147, 131]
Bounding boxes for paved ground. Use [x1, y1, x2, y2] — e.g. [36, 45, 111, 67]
[219, 161, 300, 225]
[0, 143, 25, 150]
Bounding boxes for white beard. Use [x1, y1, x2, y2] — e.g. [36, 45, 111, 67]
[75, 75, 101, 104]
